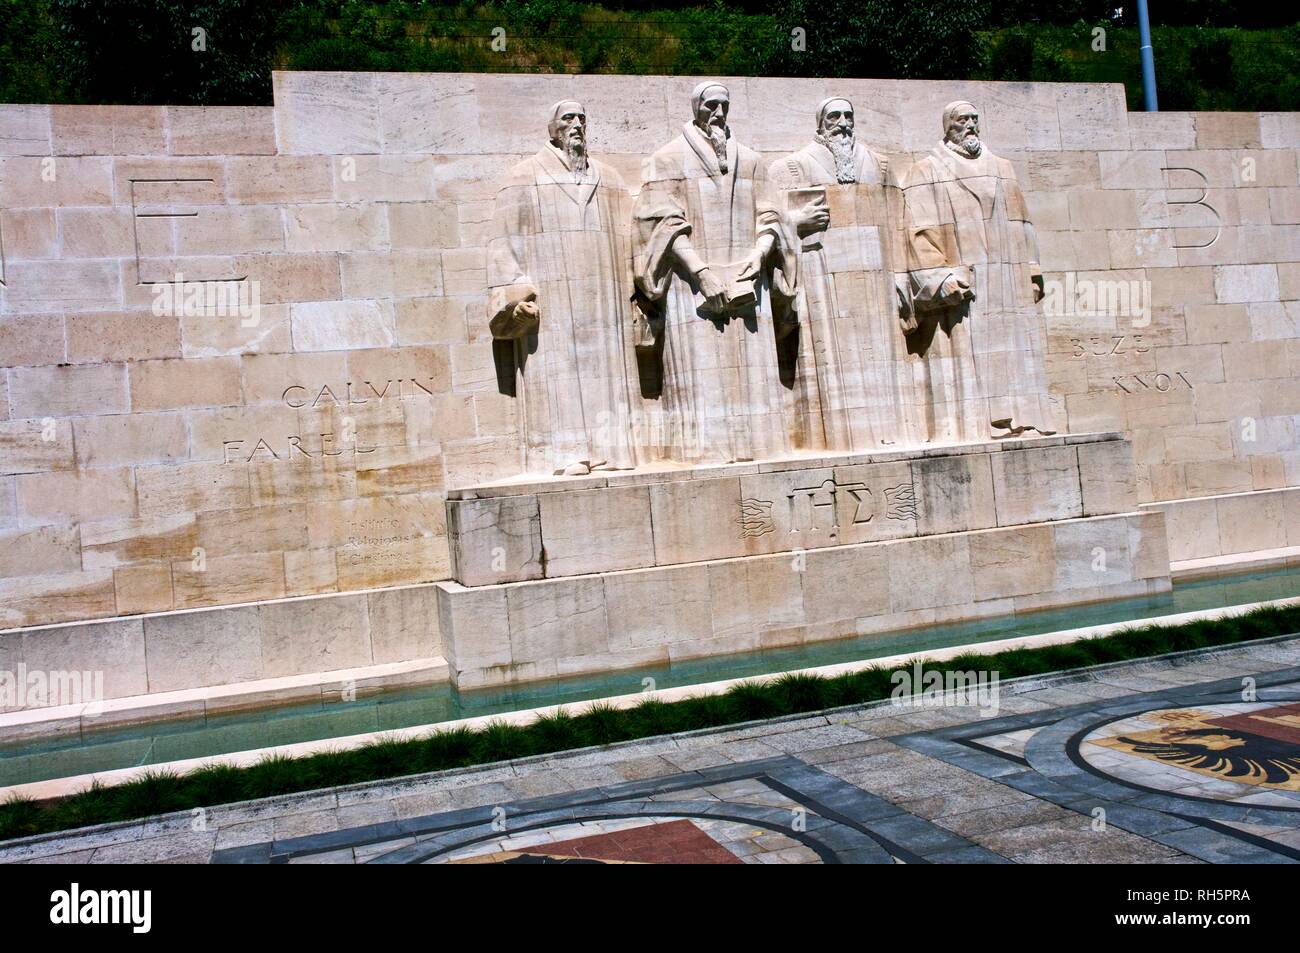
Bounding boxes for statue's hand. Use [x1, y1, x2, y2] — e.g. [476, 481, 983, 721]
[796, 196, 830, 234]
[514, 299, 540, 333]
[697, 267, 728, 310]
[939, 273, 974, 305]
[736, 248, 764, 284]
[897, 280, 918, 334]
[1032, 274, 1044, 303]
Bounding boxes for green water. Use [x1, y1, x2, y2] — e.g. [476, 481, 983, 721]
[2, 566, 1298, 788]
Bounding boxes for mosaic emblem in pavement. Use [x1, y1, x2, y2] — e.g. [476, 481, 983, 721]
[212, 757, 1005, 865]
[894, 667, 1300, 863]
[444, 818, 752, 864]
[1085, 701, 1300, 795]
[208, 665, 1300, 865]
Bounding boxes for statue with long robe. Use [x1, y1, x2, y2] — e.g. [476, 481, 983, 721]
[631, 81, 798, 464]
[769, 97, 916, 452]
[487, 100, 638, 475]
[900, 100, 1057, 443]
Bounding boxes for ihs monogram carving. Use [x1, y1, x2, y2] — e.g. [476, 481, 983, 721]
[737, 477, 919, 540]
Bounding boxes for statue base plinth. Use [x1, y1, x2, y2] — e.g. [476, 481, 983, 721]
[439, 433, 1171, 689]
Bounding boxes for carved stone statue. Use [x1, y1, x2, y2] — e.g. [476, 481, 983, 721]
[900, 100, 1057, 441]
[631, 81, 798, 464]
[769, 97, 916, 452]
[487, 100, 638, 475]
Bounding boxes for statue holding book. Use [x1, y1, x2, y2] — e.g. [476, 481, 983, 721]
[631, 81, 799, 464]
[769, 96, 916, 453]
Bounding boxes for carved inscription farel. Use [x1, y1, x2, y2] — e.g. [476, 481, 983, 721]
[217, 375, 443, 466]
[222, 431, 376, 463]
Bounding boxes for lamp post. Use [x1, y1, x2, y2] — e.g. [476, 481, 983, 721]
[1137, 0, 1158, 111]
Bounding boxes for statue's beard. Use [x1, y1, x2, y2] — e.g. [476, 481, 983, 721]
[815, 130, 857, 183]
[947, 133, 982, 158]
[699, 120, 729, 174]
[563, 136, 588, 180]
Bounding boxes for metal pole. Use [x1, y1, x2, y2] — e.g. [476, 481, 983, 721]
[1137, 0, 1158, 111]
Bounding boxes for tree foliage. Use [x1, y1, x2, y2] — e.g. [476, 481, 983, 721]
[49, 0, 281, 104]
[0, 0, 1295, 109]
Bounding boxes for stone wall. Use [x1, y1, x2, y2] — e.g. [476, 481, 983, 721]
[2, 73, 1299, 632]
[436, 434, 1170, 688]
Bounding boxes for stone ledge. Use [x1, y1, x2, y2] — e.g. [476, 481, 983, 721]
[0, 580, 448, 713]
[1171, 544, 1300, 582]
[0, 656, 448, 747]
[1140, 486, 1300, 562]
[445, 431, 1125, 500]
[438, 508, 1171, 690]
[447, 433, 1137, 587]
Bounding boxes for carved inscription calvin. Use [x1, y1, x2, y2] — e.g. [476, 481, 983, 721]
[281, 379, 440, 408]
[738, 477, 918, 541]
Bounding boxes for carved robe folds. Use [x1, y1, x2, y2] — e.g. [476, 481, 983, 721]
[901, 145, 1056, 442]
[488, 146, 638, 475]
[632, 123, 797, 464]
[770, 142, 914, 452]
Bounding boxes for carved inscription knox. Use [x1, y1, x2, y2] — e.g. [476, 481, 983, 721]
[1114, 371, 1193, 394]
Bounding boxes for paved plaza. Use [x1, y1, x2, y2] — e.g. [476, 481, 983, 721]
[2, 637, 1298, 864]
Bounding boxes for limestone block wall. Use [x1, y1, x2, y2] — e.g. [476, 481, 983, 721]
[1141, 486, 1300, 563]
[439, 510, 1171, 689]
[1, 74, 1298, 631]
[0, 583, 443, 711]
